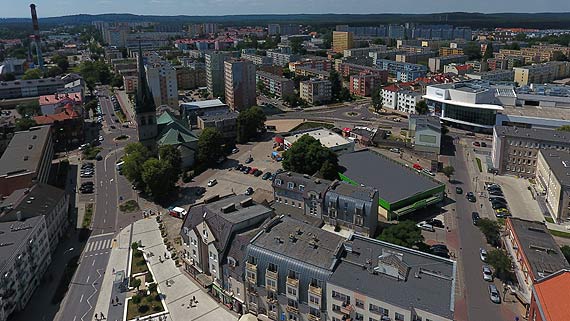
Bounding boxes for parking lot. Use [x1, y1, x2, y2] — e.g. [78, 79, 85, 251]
[493, 175, 543, 222]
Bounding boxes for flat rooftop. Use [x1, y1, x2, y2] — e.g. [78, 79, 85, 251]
[501, 105, 570, 122]
[250, 216, 345, 270]
[180, 99, 227, 110]
[330, 235, 455, 319]
[0, 183, 65, 221]
[338, 150, 442, 204]
[509, 218, 570, 279]
[0, 126, 50, 177]
[539, 151, 570, 187]
[495, 126, 570, 144]
[285, 128, 352, 149]
[0, 216, 44, 272]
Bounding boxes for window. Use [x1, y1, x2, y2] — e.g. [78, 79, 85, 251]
[275, 179, 282, 186]
[299, 185, 305, 192]
[288, 182, 295, 189]
[266, 278, 276, 289]
[287, 286, 297, 296]
[192, 249, 197, 257]
[356, 298, 364, 309]
[211, 264, 216, 274]
[395, 312, 405, 321]
[309, 295, 320, 306]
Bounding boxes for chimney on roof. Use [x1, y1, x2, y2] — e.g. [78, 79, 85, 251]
[239, 197, 253, 207]
[221, 203, 236, 213]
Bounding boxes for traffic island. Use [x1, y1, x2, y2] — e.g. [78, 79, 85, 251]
[120, 200, 140, 213]
[115, 134, 129, 141]
[126, 285, 165, 320]
[82, 203, 94, 229]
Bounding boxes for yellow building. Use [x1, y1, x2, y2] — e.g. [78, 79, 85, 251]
[439, 47, 464, 56]
[332, 31, 354, 53]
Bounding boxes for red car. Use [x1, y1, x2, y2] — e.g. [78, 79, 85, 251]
[413, 163, 423, 171]
[472, 141, 481, 147]
[249, 167, 257, 174]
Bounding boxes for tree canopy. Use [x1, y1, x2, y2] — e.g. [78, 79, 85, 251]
[442, 165, 455, 181]
[561, 245, 570, 264]
[237, 106, 266, 143]
[378, 220, 424, 249]
[141, 158, 174, 199]
[371, 87, 383, 113]
[22, 68, 43, 80]
[556, 125, 570, 132]
[486, 249, 513, 281]
[329, 70, 351, 103]
[16, 101, 41, 117]
[75, 60, 112, 93]
[15, 118, 37, 131]
[282, 135, 340, 180]
[197, 127, 224, 166]
[123, 143, 151, 184]
[415, 100, 429, 115]
[478, 218, 502, 247]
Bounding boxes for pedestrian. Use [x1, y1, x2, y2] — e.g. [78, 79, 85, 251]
[112, 268, 115, 274]
[95, 313, 99, 320]
[101, 312, 105, 319]
[193, 295, 196, 303]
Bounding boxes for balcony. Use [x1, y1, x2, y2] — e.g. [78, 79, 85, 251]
[308, 313, 321, 321]
[286, 305, 299, 314]
[246, 262, 257, 273]
[266, 268, 278, 280]
[248, 301, 258, 312]
[266, 295, 278, 304]
[286, 276, 299, 288]
[309, 284, 322, 296]
[340, 304, 354, 315]
[268, 310, 278, 320]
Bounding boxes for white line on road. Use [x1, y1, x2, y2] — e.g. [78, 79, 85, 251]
[79, 294, 84, 303]
[73, 316, 77, 321]
[86, 275, 90, 283]
[89, 232, 115, 238]
[92, 259, 95, 267]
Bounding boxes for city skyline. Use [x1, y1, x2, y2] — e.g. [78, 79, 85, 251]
[2, 0, 570, 18]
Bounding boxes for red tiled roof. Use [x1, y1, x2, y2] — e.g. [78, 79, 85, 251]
[382, 84, 400, 92]
[38, 92, 82, 106]
[533, 270, 570, 321]
[455, 64, 472, 71]
[34, 104, 80, 124]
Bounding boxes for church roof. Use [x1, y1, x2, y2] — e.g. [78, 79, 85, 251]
[135, 43, 156, 114]
[157, 128, 198, 146]
[156, 110, 198, 146]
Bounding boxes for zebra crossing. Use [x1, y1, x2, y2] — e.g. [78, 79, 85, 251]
[85, 238, 113, 253]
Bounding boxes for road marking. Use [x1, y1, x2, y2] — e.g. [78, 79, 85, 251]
[86, 275, 90, 283]
[79, 294, 84, 303]
[103, 218, 106, 224]
[92, 259, 95, 266]
[89, 232, 115, 238]
[73, 316, 77, 321]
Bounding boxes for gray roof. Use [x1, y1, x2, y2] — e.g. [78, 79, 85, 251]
[495, 126, 570, 145]
[328, 181, 376, 202]
[338, 150, 442, 203]
[0, 77, 64, 89]
[508, 218, 570, 279]
[180, 99, 227, 110]
[329, 235, 455, 319]
[198, 110, 238, 122]
[0, 183, 66, 222]
[0, 126, 51, 178]
[273, 172, 331, 199]
[250, 215, 345, 271]
[539, 151, 570, 187]
[223, 228, 261, 282]
[180, 194, 273, 252]
[0, 215, 44, 272]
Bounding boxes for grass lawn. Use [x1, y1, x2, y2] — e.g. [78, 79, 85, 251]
[126, 290, 164, 320]
[119, 200, 140, 213]
[290, 121, 334, 132]
[131, 248, 150, 275]
[475, 158, 483, 173]
[82, 203, 94, 229]
[115, 109, 127, 123]
[549, 229, 570, 238]
[83, 147, 102, 160]
[545, 217, 555, 223]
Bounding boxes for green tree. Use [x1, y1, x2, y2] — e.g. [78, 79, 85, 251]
[561, 245, 570, 264]
[197, 128, 224, 165]
[557, 125, 570, 132]
[123, 143, 150, 184]
[463, 41, 482, 60]
[282, 135, 339, 180]
[111, 74, 124, 88]
[75, 60, 112, 93]
[159, 145, 182, 181]
[22, 68, 43, 80]
[553, 51, 569, 62]
[483, 42, 494, 60]
[84, 100, 98, 116]
[51, 54, 70, 71]
[378, 220, 424, 249]
[131, 278, 142, 291]
[141, 158, 174, 199]
[257, 80, 268, 95]
[290, 37, 305, 54]
[131, 294, 142, 305]
[15, 118, 37, 131]
[45, 66, 64, 77]
[236, 106, 266, 143]
[415, 100, 429, 115]
[371, 87, 383, 113]
[16, 101, 41, 117]
[442, 165, 455, 181]
[329, 70, 343, 102]
[1, 73, 16, 81]
[514, 33, 527, 42]
[486, 249, 513, 281]
[478, 218, 502, 247]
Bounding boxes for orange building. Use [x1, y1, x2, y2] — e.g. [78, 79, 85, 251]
[529, 269, 570, 321]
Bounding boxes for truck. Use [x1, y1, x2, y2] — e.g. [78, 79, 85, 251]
[168, 206, 187, 218]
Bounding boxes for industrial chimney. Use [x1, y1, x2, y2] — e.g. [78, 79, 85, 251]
[30, 4, 44, 70]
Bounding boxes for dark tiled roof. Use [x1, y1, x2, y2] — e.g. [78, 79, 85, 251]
[495, 126, 570, 144]
[0, 183, 66, 222]
[330, 235, 455, 319]
[0, 216, 44, 272]
[273, 172, 331, 199]
[0, 126, 51, 177]
[539, 151, 570, 187]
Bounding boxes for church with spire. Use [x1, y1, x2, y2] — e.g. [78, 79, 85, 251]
[134, 43, 158, 148]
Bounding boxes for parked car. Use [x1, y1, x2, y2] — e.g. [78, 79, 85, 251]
[483, 265, 493, 281]
[495, 208, 511, 218]
[245, 156, 253, 164]
[431, 248, 450, 258]
[426, 218, 444, 228]
[262, 172, 271, 180]
[480, 248, 488, 262]
[242, 166, 251, 174]
[207, 179, 217, 187]
[413, 163, 423, 171]
[472, 141, 481, 147]
[245, 187, 254, 195]
[416, 222, 435, 232]
[489, 190, 504, 197]
[491, 201, 508, 209]
[235, 164, 243, 171]
[389, 148, 400, 153]
[456, 187, 463, 194]
[269, 173, 276, 181]
[254, 169, 263, 177]
[430, 244, 449, 253]
[249, 167, 257, 175]
[489, 196, 507, 203]
[489, 284, 501, 304]
[472, 212, 481, 225]
[232, 148, 239, 154]
[96, 154, 103, 161]
[466, 192, 476, 202]
[481, 142, 487, 147]
[422, 169, 435, 176]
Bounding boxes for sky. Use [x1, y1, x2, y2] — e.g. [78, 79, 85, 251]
[1, 0, 570, 18]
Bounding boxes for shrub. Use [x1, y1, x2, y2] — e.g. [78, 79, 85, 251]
[138, 305, 149, 313]
[134, 250, 143, 258]
[153, 305, 162, 311]
[146, 273, 154, 283]
[131, 295, 141, 305]
[131, 242, 139, 250]
[148, 283, 157, 293]
[155, 294, 162, 302]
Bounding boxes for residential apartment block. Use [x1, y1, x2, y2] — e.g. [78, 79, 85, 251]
[241, 52, 274, 66]
[491, 126, 570, 177]
[375, 59, 427, 82]
[300, 79, 331, 105]
[349, 71, 386, 97]
[224, 59, 257, 111]
[332, 31, 354, 53]
[0, 126, 53, 197]
[256, 71, 295, 99]
[395, 51, 436, 64]
[466, 69, 514, 82]
[535, 151, 570, 224]
[145, 57, 178, 107]
[382, 83, 423, 115]
[289, 59, 332, 73]
[428, 54, 468, 73]
[272, 172, 331, 222]
[175, 65, 206, 90]
[206, 52, 237, 98]
[327, 235, 455, 321]
[439, 47, 464, 56]
[266, 50, 299, 67]
[0, 78, 65, 100]
[513, 61, 570, 86]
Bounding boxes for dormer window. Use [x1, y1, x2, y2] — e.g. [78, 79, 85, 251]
[275, 179, 282, 186]
[288, 182, 295, 189]
[299, 185, 305, 192]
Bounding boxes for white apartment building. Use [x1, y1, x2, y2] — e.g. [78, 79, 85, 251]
[381, 86, 398, 110]
[266, 50, 299, 67]
[397, 91, 422, 114]
[300, 79, 331, 105]
[145, 55, 178, 107]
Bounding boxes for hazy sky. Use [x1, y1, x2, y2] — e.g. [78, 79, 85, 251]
[2, 0, 570, 18]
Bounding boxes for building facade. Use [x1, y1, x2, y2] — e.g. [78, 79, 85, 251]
[332, 31, 354, 53]
[300, 79, 331, 105]
[256, 71, 295, 99]
[197, 111, 239, 140]
[0, 78, 65, 100]
[349, 72, 386, 97]
[535, 151, 570, 224]
[206, 52, 236, 98]
[409, 115, 442, 154]
[145, 58, 178, 107]
[513, 62, 570, 86]
[224, 59, 257, 111]
[375, 59, 427, 82]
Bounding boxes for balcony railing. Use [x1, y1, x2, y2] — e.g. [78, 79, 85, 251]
[308, 313, 321, 321]
[268, 310, 278, 320]
[266, 268, 278, 280]
[340, 304, 354, 315]
[286, 305, 299, 314]
[246, 262, 257, 272]
[286, 276, 299, 288]
[309, 284, 322, 296]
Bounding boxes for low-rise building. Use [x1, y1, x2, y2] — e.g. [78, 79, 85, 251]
[180, 99, 229, 126]
[466, 60, 488, 73]
[156, 111, 199, 168]
[429, 54, 469, 73]
[0, 78, 65, 100]
[381, 83, 423, 115]
[300, 79, 331, 105]
[529, 269, 570, 321]
[396, 90, 422, 114]
[289, 59, 332, 73]
[256, 71, 295, 99]
[38, 92, 83, 115]
[197, 111, 238, 140]
[514, 61, 570, 86]
[123, 75, 138, 94]
[535, 151, 570, 224]
[244, 215, 346, 321]
[295, 67, 330, 80]
[0, 216, 51, 321]
[466, 69, 514, 81]
[504, 218, 570, 303]
[409, 115, 442, 154]
[0, 126, 53, 197]
[327, 234, 456, 321]
[34, 103, 84, 150]
[281, 127, 354, 156]
[491, 126, 570, 177]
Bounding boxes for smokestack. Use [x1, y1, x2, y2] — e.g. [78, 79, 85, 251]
[30, 4, 44, 70]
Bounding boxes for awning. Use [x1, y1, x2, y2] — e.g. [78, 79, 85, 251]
[343, 127, 352, 132]
[196, 273, 213, 288]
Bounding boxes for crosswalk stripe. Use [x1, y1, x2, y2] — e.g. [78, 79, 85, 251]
[103, 239, 111, 249]
[94, 240, 102, 251]
[87, 241, 94, 252]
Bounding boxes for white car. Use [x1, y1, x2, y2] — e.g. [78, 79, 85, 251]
[98, 135, 104, 141]
[207, 179, 217, 187]
[483, 265, 493, 281]
[416, 222, 435, 232]
[480, 248, 488, 262]
[489, 284, 501, 304]
[422, 169, 435, 176]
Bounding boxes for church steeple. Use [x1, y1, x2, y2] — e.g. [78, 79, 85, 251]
[135, 41, 155, 113]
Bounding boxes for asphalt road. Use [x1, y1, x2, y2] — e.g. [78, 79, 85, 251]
[449, 140, 509, 321]
[56, 88, 139, 321]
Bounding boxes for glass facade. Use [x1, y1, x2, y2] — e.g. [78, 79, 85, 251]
[442, 103, 497, 126]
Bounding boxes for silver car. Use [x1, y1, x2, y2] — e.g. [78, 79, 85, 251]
[488, 284, 501, 304]
[483, 265, 493, 281]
